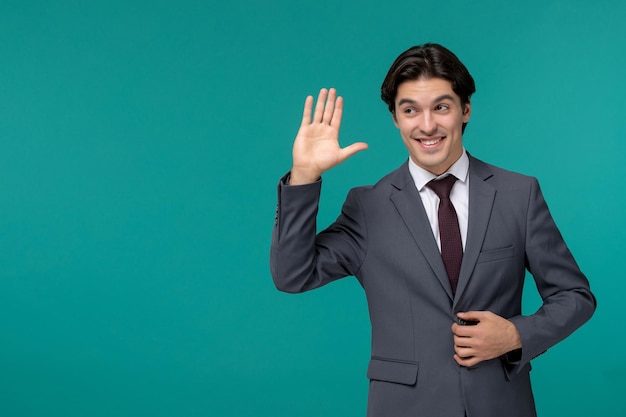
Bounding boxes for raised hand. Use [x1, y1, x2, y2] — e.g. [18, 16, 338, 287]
[289, 88, 368, 185]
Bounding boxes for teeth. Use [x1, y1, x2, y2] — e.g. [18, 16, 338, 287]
[421, 137, 442, 146]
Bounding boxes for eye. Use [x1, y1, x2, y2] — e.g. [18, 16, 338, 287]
[435, 104, 449, 111]
[403, 107, 417, 114]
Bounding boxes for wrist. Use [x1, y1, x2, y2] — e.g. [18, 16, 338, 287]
[507, 320, 522, 351]
[289, 167, 321, 185]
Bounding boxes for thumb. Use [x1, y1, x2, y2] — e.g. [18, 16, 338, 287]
[338, 141, 368, 163]
[457, 311, 484, 322]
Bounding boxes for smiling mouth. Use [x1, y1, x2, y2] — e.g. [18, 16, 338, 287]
[416, 136, 445, 146]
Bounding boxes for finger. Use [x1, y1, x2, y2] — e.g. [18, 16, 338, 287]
[457, 311, 485, 322]
[454, 334, 472, 347]
[337, 142, 369, 163]
[322, 88, 337, 125]
[330, 95, 343, 129]
[452, 324, 475, 337]
[454, 354, 480, 367]
[454, 345, 474, 358]
[301, 95, 314, 126]
[313, 88, 328, 123]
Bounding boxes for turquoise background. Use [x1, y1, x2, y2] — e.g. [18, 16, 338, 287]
[1, 0, 623, 415]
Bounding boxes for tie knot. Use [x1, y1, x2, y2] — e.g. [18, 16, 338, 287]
[427, 175, 457, 199]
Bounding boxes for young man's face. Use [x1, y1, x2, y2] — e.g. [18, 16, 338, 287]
[393, 77, 471, 175]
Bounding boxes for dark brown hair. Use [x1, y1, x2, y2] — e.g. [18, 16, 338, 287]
[381, 43, 476, 130]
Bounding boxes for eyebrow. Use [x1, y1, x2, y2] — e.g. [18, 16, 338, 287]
[397, 94, 457, 107]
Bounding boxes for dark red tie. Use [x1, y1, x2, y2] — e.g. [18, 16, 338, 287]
[427, 175, 463, 294]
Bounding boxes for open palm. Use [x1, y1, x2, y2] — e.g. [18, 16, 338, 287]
[290, 88, 368, 185]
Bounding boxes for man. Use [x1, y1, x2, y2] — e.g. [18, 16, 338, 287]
[270, 43, 595, 417]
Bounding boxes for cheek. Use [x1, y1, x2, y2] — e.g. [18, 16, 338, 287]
[397, 120, 415, 134]
[445, 120, 464, 136]
[401, 128, 415, 141]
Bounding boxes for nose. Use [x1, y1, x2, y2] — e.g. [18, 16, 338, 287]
[420, 111, 437, 136]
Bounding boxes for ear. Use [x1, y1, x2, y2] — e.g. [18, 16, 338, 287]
[462, 103, 471, 123]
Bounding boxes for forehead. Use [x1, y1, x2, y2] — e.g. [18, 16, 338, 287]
[395, 77, 460, 103]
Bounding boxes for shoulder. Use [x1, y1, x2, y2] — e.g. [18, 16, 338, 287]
[469, 155, 538, 188]
[346, 162, 411, 197]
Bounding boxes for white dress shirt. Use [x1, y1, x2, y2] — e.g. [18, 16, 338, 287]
[407, 150, 470, 252]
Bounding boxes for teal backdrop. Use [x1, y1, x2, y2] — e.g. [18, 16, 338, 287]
[1, 1, 623, 416]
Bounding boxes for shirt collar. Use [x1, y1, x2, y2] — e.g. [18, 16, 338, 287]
[408, 149, 469, 191]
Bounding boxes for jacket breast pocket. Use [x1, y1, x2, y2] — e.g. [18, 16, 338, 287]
[476, 245, 515, 264]
[366, 357, 419, 386]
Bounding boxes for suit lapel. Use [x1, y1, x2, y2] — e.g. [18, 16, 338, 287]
[454, 157, 496, 303]
[389, 163, 454, 300]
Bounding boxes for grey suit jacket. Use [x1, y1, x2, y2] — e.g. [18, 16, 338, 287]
[270, 156, 596, 417]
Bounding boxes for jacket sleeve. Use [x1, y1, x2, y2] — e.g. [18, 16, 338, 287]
[270, 173, 366, 293]
[508, 177, 596, 369]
